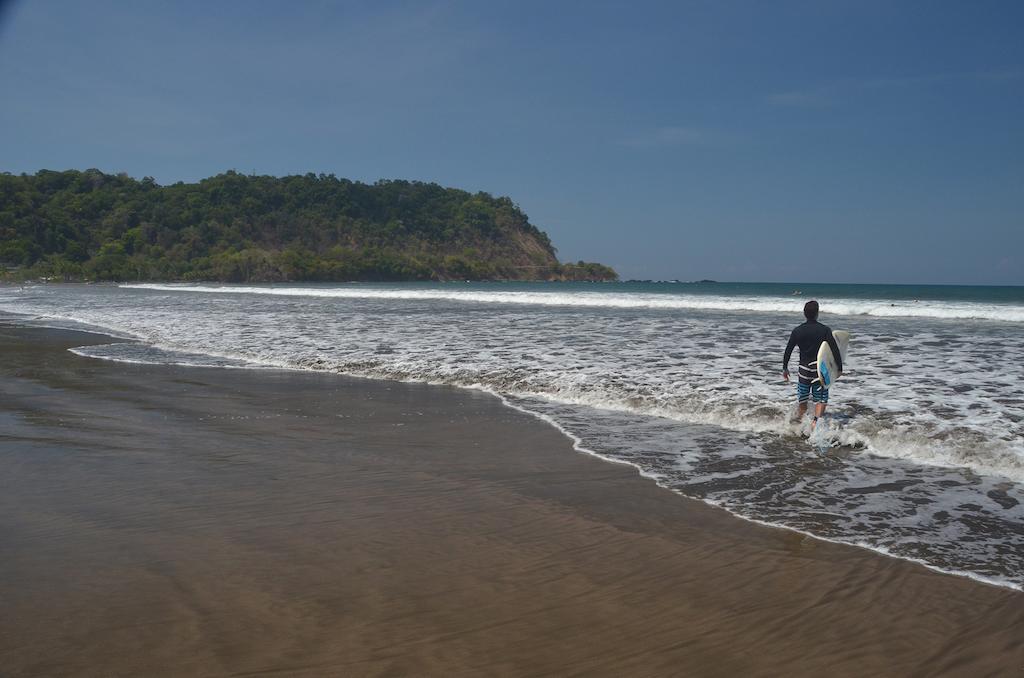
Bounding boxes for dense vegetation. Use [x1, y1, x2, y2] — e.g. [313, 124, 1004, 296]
[0, 169, 617, 282]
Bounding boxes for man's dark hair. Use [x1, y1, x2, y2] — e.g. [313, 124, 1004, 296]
[804, 300, 819, 321]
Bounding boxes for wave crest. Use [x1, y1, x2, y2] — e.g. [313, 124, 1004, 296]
[122, 284, 1024, 322]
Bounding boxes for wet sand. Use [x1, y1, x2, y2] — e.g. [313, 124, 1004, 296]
[0, 323, 1021, 677]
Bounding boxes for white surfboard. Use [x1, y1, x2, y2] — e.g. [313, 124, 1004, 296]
[814, 330, 849, 389]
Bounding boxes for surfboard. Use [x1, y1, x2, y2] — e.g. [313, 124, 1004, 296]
[814, 330, 849, 389]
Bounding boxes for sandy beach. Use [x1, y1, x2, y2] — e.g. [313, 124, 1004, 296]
[0, 322, 1021, 677]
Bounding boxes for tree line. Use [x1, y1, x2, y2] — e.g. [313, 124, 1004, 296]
[0, 169, 617, 283]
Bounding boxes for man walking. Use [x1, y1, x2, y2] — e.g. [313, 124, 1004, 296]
[783, 300, 843, 431]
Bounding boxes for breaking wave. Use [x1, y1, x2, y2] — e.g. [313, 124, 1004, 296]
[122, 283, 1024, 322]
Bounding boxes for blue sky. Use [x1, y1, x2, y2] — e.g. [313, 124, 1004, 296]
[1, 0, 1021, 284]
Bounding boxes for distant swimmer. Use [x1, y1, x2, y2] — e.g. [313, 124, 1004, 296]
[782, 300, 843, 432]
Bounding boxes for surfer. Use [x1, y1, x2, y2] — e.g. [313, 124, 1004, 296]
[782, 300, 843, 431]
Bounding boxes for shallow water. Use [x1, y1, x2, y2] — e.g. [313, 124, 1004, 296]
[2, 281, 1022, 589]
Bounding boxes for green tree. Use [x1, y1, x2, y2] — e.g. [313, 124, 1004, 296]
[0, 169, 618, 283]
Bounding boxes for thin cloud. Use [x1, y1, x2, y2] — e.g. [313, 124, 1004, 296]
[768, 69, 1022, 107]
[862, 70, 1023, 88]
[620, 125, 733, 149]
[767, 90, 833, 108]
[977, 69, 1023, 82]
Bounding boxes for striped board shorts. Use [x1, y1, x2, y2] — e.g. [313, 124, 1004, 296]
[797, 381, 829, 404]
[797, 363, 829, 404]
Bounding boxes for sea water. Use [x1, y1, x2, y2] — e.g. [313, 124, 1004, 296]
[1, 281, 1022, 589]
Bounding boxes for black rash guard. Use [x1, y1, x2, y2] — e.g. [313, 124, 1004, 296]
[783, 320, 843, 382]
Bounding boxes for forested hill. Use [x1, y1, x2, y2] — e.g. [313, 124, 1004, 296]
[0, 169, 617, 283]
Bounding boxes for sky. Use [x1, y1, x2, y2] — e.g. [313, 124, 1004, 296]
[1, 0, 1022, 284]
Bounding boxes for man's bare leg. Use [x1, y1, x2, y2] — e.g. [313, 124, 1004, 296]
[811, 402, 827, 431]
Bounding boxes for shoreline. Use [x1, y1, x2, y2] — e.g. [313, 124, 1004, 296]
[19, 310, 1021, 591]
[1, 322, 1022, 676]
[499, 394, 1024, 594]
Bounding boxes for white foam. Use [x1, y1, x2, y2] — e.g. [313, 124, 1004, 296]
[3, 283, 1023, 591]
[7, 286, 1024, 484]
[502, 395, 1022, 593]
[122, 283, 1024, 322]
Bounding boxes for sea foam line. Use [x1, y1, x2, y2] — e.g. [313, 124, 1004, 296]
[62, 328, 1024, 485]
[498, 395, 1023, 593]
[11, 297, 1024, 485]
[23, 300, 1023, 485]
[7, 311, 1019, 593]
[121, 283, 1024, 322]
[62, 339, 1024, 593]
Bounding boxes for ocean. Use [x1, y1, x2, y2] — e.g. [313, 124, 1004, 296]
[2, 281, 1022, 590]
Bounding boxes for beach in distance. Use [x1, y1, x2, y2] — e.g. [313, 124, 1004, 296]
[1, 320, 1022, 677]
[1, 281, 1023, 676]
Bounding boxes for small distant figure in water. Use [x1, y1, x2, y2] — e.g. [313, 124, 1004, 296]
[782, 300, 843, 432]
